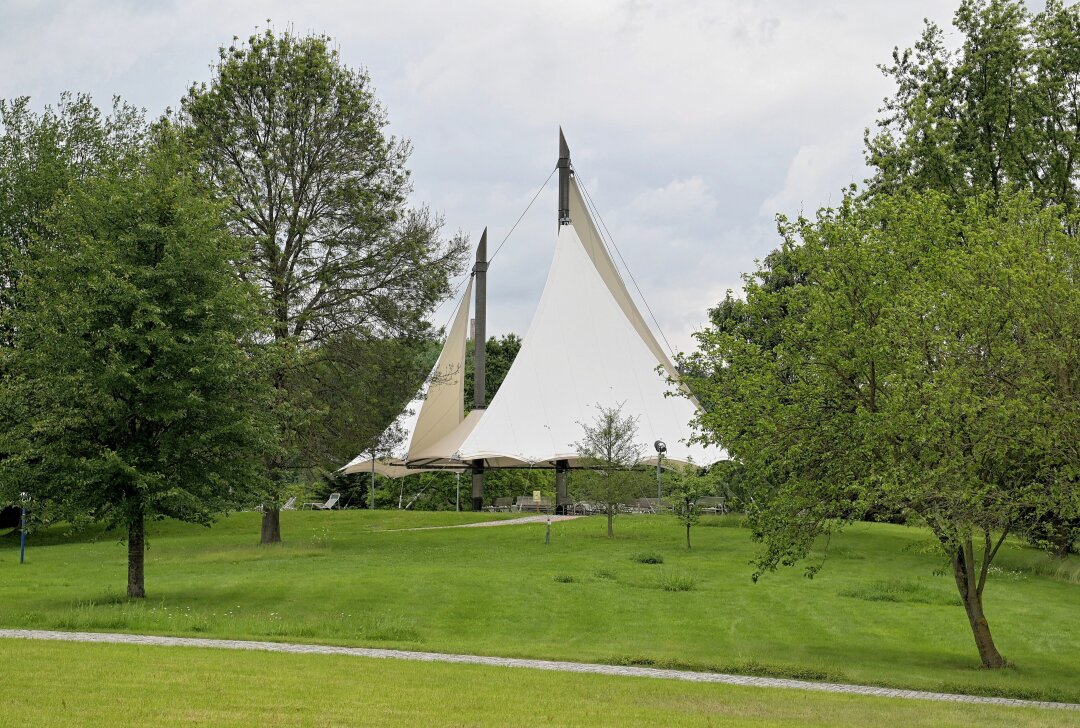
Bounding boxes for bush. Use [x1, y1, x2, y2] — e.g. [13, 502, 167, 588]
[632, 552, 664, 564]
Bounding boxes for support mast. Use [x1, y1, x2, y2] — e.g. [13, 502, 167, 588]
[471, 228, 488, 511]
[555, 129, 572, 513]
[558, 128, 571, 227]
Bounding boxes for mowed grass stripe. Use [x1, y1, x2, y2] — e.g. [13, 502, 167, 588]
[2, 510, 1077, 703]
[2, 639, 1076, 728]
[4, 628, 1078, 712]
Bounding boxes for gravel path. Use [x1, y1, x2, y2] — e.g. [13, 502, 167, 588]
[2, 629, 1076, 712]
[384, 514, 581, 531]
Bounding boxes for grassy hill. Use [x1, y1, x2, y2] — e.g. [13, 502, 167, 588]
[2, 510, 1077, 705]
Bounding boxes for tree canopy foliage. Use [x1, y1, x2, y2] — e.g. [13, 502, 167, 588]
[867, 0, 1080, 221]
[0, 124, 271, 597]
[466, 333, 522, 408]
[182, 29, 467, 541]
[0, 94, 145, 348]
[683, 0, 1080, 669]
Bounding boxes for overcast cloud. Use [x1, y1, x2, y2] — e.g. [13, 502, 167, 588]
[1, 0, 963, 351]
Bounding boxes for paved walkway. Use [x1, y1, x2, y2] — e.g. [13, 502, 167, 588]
[2, 629, 1076, 712]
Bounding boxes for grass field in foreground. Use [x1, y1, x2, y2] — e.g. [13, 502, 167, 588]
[1, 640, 1076, 728]
[1, 510, 1078, 704]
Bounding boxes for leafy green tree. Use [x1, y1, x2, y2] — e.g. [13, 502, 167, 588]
[0, 94, 145, 348]
[667, 464, 710, 549]
[1, 125, 271, 597]
[572, 404, 650, 538]
[182, 29, 467, 542]
[866, 0, 1080, 553]
[867, 0, 1080, 222]
[686, 189, 1079, 668]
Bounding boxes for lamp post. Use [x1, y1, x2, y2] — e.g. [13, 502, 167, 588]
[369, 451, 376, 510]
[19, 492, 29, 565]
[654, 440, 667, 501]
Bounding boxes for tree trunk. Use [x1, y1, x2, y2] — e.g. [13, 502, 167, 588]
[127, 509, 146, 599]
[606, 505, 614, 539]
[951, 543, 1006, 668]
[261, 508, 282, 545]
[686, 523, 692, 550]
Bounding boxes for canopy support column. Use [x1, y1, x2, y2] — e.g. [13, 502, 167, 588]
[471, 460, 485, 512]
[558, 128, 571, 227]
[471, 229, 488, 511]
[555, 459, 570, 514]
[554, 129, 572, 513]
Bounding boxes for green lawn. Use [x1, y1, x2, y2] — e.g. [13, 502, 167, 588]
[1, 510, 1078, 705]
[1, 639, 1075, 727]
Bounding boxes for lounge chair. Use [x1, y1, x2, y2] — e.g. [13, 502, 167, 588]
[302, 493, 341, 510]
[644, 498, 671, 513]
[695, 496, 727, 515]
[256, 496, 298, 513]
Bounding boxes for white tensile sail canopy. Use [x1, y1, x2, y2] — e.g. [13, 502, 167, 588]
[340, 278, 473, 477]
[343, 173, 725, 476]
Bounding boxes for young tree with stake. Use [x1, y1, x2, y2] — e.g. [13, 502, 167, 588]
[573, 404, 650, 539]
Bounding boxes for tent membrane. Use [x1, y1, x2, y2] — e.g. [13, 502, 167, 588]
[343, 170, 725, 478]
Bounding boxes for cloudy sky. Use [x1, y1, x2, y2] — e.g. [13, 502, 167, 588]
[2, 0, 968, 352]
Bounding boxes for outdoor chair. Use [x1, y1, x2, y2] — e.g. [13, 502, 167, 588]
[695, 496, 727, 515]
[644, 498, 671, 514]
[256, 495, 297, 513]
[487, 497, 514, 513]
[302, 493, 341, 510]
[575, 502, 600, 516]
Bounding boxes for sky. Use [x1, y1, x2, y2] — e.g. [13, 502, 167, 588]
[1, 0, 967, 353]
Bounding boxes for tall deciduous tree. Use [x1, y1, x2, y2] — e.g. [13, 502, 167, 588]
[685, 190, 1079, 668]
[2, 125, 271, 598]
[0, 94, 146, 519]
[867, 0, 1080, 221]
[866, 0, 1080, 553]
[0, 94, 145, 348]
[182, 29, 467, 543]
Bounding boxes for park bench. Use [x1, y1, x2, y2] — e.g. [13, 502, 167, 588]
[487, 497, 514, 512]
[513, 495, 553, 513]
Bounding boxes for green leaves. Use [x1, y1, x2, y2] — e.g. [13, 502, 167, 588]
[691, 188, 1078, 581]
[2, 123, 273, 531]
[869, 0, 1080, 224]
[181, 28, 468, 496]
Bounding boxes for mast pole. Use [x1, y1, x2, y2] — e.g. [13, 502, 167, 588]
[555, 129, 572, 514]
[471, 228, 488, 511]
[558, 127, 571, 227]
